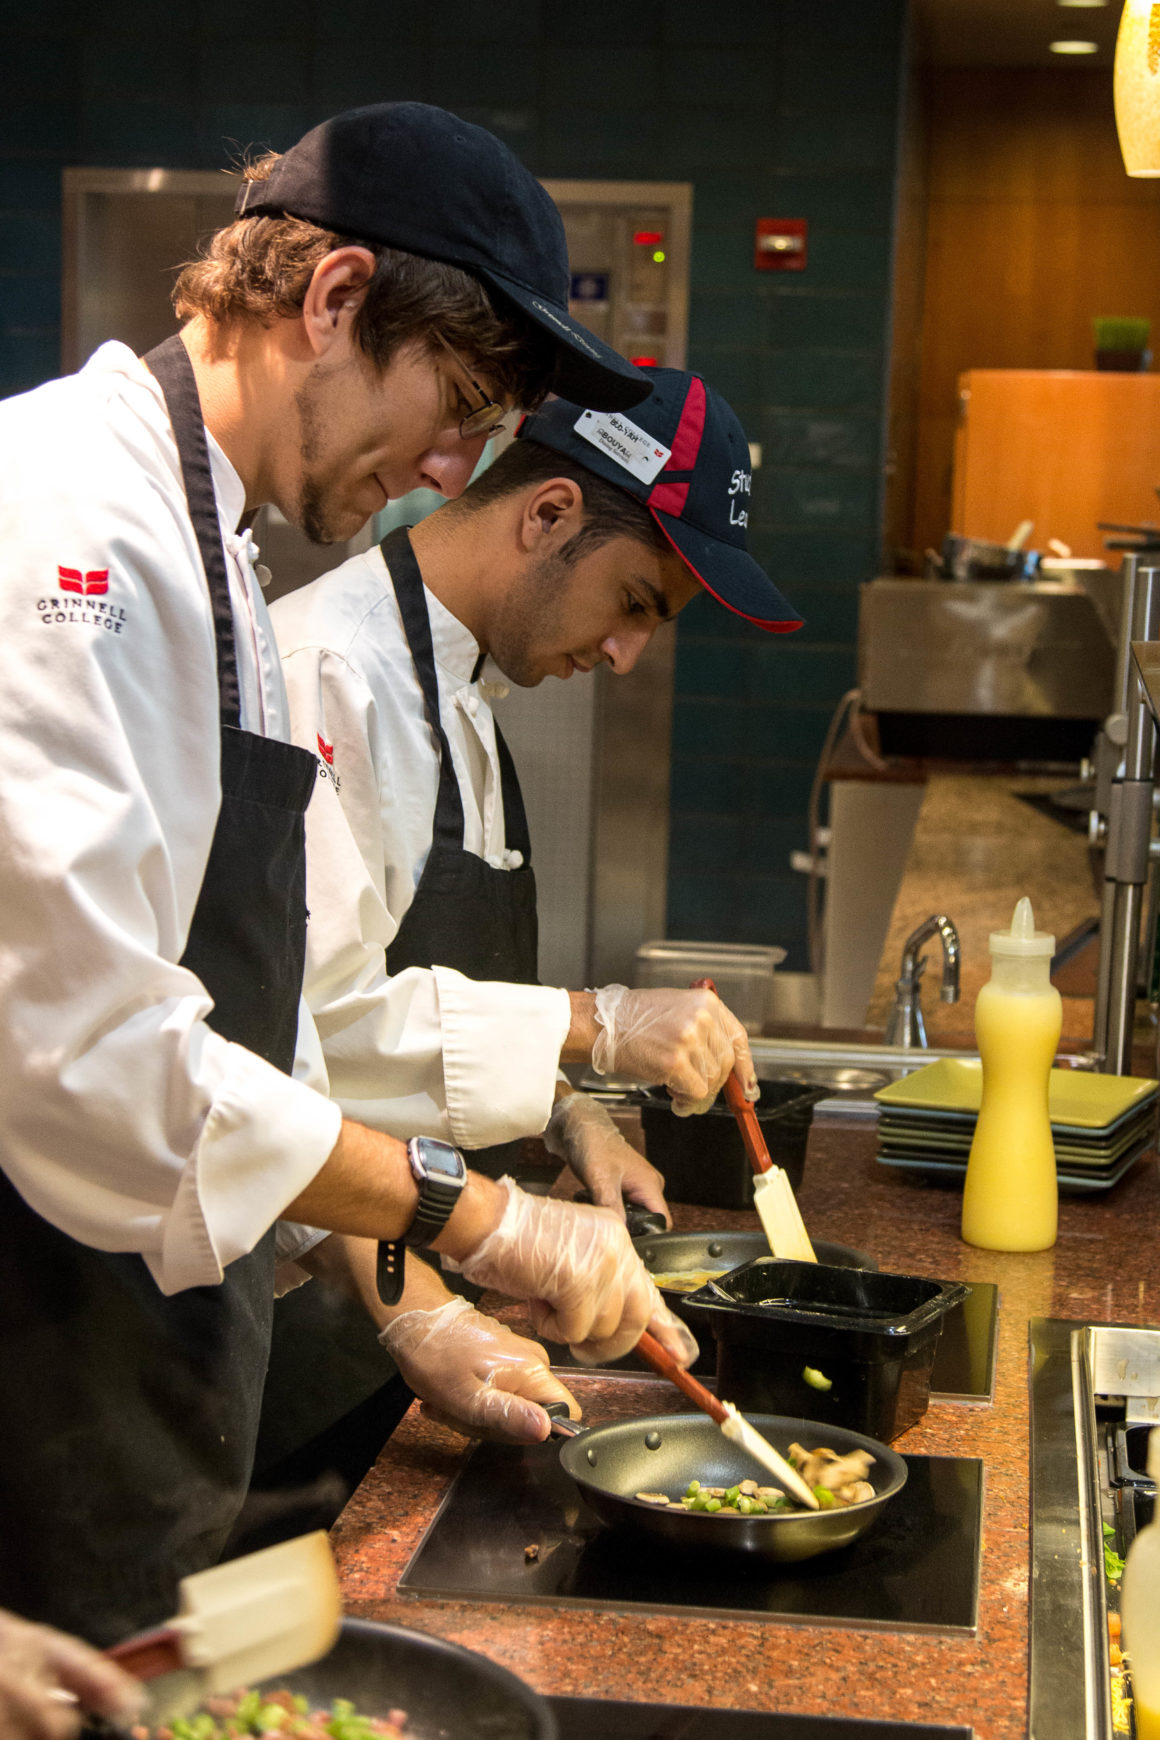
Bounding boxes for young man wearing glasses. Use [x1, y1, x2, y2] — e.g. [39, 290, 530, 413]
[0, 103, 748, 1642]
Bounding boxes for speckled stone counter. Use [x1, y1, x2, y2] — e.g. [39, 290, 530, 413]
[864, 773, 1100, 1046]
[330, 1120, 1160, 1737]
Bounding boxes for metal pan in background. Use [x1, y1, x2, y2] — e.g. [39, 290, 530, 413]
[554, 1411, 906, 1564]
[233, 1618, 556, 1740]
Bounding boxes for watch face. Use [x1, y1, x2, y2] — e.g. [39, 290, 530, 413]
[413, 1137, 465, 1181]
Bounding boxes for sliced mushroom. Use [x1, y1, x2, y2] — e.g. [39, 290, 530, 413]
[789, 1443, 875, 1494]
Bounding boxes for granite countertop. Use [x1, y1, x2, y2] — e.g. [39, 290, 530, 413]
[864, 772, 1102, 1047]
[329, 1121, 1160, 1737]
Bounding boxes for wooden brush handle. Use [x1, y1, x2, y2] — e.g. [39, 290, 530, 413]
[636, 1329, 728, 1426]
[691, 977, 772, 1175]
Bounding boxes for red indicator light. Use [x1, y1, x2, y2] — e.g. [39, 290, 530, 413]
[633, 230, 663, 246]
[630, 355, 660, 367]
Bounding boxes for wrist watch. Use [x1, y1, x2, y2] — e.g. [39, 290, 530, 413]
[376, 1136, 468, 1306]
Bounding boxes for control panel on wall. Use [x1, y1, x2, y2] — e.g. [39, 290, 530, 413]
[543, 180, 692, 376]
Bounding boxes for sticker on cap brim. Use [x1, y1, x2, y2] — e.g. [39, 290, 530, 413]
[573, 409, 671, 485]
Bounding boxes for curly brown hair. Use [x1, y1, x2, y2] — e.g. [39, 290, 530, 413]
[172, 152, 556, 408]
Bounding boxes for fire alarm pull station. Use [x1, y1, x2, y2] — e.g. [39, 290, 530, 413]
[755, 219, 807, 272]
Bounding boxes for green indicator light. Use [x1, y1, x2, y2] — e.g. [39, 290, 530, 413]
[652, 249, 666, 264]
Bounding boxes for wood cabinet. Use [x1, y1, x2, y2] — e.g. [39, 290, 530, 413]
[951, 367, 1160, 557]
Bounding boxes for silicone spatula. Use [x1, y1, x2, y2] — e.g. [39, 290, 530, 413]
[635, 1329, 819, 1508]
[105, 1531, 342, 1722]
[691, 977, 817, 1262]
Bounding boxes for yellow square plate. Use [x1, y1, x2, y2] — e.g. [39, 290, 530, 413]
[874, 1058, 1159, 1130]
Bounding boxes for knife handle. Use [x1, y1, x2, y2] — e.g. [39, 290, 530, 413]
[690, 978, 772, 1175]
[105, 1626, 184, 1681]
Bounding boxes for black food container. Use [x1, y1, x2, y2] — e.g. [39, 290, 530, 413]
[683, 1258, 969, 1441]
[632, 1228, 878, 1376]
[638, 1079, 827, 1206]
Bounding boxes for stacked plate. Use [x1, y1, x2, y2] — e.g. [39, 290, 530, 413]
[874, 1059, 1159, 1193]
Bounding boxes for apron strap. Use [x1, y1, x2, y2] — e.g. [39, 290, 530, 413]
[381, 526, 467, 853]
[493, 721, 532, 860]
[143, 335, 241, 731]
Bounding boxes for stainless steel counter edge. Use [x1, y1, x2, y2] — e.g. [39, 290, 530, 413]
[1028, 1318, 1113, 1740]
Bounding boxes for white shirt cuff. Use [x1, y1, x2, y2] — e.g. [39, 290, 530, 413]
[434, 967, 572, 1150]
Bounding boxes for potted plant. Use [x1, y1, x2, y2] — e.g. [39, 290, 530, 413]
[1093, 316, 1152, 371]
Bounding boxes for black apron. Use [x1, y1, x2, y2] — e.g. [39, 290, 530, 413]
[382, 525, 540, 1123]
[0, 334, 317, 1645]
[256, 527, 542, 1469]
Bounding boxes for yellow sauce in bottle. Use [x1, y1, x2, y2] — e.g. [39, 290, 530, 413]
[961, 898, 1060, 1252]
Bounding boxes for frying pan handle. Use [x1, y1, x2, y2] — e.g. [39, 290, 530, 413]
[545, 1401, 583, 1439]
[690, 978, 772, 1176]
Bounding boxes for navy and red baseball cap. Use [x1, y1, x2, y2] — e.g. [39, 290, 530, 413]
[517, 368, 803, 632]
[235, 102, 651, 414]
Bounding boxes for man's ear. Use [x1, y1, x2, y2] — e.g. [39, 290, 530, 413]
[299, 247, 378, 358]
[521, 478, 585, 550]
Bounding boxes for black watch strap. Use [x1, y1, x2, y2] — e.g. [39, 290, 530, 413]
[375, 1139, 466, 1307]
[376, 1239, 406, 1307]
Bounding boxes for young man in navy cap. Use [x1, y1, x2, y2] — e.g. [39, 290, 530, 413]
[267, 370, 800, 1472]
[0, 104, 733, 1639]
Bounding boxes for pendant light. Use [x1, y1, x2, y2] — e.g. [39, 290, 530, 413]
[1114, 0, 1160, 174]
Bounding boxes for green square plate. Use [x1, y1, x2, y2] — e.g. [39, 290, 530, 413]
[875, 1058, 1158, 1131]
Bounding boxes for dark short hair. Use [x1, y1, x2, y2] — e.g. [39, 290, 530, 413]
[451, 435, 671, 566]
[172, 153, 556, 409]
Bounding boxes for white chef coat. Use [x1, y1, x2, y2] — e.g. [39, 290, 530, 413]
[271, 545, 571, 1148]
[0, 342, 349, 1294]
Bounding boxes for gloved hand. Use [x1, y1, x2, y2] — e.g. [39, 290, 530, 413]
[590, 984, 758, 1116]
[0, 1609, 143, 1740]
[380, 1295, 579, 1444]
[543, 1092, 671, 1227]
[443, 1177, 699, 1367]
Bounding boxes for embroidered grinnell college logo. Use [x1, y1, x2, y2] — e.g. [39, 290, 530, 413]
[316, 733, 340, 792]
[58, 567, 108, 595]
[37, 565, 129, 633]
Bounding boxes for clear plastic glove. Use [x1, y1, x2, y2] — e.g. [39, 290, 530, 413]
[443, 1177, 698, 1368]
[591, 984, 758, 1117]
[0, 1610, 143, 1740]
[543, 1092, 671, 1227]
[379, 1295, 579, 1444]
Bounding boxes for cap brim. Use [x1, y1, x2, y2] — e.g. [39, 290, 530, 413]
[652, 510, 804, 633]
[482, 270, 653, 411]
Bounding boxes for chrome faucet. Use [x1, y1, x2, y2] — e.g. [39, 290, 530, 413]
[885, 914, 961, 1049]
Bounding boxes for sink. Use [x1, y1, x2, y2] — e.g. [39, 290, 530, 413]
[749, 1038, 979, 1119]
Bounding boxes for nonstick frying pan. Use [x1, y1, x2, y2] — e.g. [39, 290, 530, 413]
[107, 1619, 557, 1740]
[551, 1411, 906, 1564]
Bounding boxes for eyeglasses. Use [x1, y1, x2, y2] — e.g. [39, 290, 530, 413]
[433, 332, 511, 441]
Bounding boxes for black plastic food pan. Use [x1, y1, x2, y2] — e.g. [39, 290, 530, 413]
[682, 1258, 969, 1441]
[638, 1079, 827, 1206]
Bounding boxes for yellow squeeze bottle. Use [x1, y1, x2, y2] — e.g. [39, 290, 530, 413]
[961, 897, 1060, 1252]
[1122, 1428, 1160, 1740]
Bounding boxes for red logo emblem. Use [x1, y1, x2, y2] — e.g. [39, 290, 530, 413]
[317, 735, 335, 766]
[59, 567, 109, 596]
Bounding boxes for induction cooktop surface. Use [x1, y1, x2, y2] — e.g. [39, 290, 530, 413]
[399, 1434, 983, 1634]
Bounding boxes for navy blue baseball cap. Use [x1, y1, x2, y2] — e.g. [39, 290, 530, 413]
[235, 102, 651, 413]
[518, 369, 803, 632]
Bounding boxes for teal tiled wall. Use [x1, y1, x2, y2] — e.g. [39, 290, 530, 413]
[1, 0, 907, 968]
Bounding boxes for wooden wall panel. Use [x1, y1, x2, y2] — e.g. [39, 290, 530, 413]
[908, 67, 1160, 559]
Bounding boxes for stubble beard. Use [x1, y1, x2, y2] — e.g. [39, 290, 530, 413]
[292, 372, 346, 546]
[488, 546, 575, 688]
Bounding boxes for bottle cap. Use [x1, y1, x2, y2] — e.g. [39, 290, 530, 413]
[989, 897, 1055, 957]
